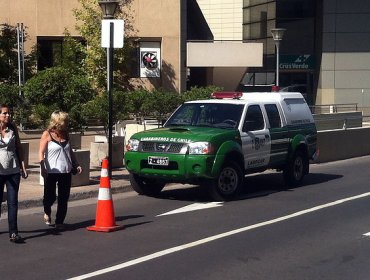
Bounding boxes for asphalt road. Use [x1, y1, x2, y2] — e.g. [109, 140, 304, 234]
[1, 156, 370, 280]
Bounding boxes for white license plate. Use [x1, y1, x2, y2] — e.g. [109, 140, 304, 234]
[148, 156, 169, 166]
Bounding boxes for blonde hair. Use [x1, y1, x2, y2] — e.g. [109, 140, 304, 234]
[47, 111, 69, 132]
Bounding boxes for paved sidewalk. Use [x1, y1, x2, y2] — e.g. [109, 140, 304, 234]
[2, 134, 133, 212]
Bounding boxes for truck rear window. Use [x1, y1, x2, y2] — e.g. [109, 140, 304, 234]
[165, 103, 244, 129]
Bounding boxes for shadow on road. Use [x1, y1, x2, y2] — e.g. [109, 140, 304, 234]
[20, 214, 151, 241]
[157, 172, 343, 202]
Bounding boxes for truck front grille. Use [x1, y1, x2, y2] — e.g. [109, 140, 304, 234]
[140, 142, 186, 154]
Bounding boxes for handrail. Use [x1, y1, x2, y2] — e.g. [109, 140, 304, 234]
[309, 103, 358, 114]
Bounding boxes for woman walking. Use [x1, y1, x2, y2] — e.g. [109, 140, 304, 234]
[0, 104, 28, 243]
[39, 111, 82, 230]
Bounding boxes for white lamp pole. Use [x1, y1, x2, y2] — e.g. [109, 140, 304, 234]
[271, 28, 286, 88]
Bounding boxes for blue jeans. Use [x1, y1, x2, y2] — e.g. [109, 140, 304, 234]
[0, 173, 21, 237]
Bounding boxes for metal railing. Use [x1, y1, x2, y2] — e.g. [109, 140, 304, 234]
[309, 103, 358, 114]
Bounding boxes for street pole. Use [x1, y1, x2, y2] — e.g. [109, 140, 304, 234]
[271, 28, 286, 90]
[275, 41, 280, 87]
[108, 22, 114, 178]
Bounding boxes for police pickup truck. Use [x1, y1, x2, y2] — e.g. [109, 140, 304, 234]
[125, 91, 317, 200]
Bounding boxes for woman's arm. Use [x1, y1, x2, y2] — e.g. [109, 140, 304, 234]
[39, 130, 50, 162]
[69, 145, 83, 174]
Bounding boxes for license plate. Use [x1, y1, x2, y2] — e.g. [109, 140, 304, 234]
[148, 156, 169, 166]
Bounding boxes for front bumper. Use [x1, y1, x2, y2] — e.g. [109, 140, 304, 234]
[125, 151, 216, 182]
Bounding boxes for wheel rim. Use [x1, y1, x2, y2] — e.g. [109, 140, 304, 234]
[293, 156, 304, 180]
[218, 167, 239, 194]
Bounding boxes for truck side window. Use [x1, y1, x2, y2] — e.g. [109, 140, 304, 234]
[264, 104, 282, 128]
[243, 105, 264, 132]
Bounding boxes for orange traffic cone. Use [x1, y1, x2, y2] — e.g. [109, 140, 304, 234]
[87, 159, 124, 232]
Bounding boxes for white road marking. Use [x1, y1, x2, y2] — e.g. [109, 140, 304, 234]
[157, 202, 224, 216]
[363, 232, 370, 237]
[68, 191, 370, 280]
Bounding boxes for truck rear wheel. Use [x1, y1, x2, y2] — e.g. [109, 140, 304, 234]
[129, 173, 165, 196]
[208, 161, 243, 201]
[283, 150, 308, 187]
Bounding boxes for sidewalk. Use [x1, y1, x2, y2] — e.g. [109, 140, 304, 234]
[2, 134, 132, 212]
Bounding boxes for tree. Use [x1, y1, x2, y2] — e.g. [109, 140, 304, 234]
[82, 90, 132, 135]
[181, 86, 223, 102]
[73, 0, 136, 92]
[24, 66, 95, 130]
[147, 89, 183, 123]
[0, 23, 36, 84]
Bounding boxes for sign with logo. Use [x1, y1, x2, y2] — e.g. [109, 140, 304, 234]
[280, 55, 314, 70]
[140, 42, 161, 77]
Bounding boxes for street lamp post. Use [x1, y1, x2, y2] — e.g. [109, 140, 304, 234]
[99, 0, 119, 178]
[271, 28, 286, 88]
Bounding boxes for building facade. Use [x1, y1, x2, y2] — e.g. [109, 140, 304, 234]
[0, 0, 188, 92]
[0, 0, 262, 94]
[242, 0, 370, 110]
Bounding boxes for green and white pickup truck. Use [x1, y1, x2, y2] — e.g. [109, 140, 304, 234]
[125, 91, 317, 200]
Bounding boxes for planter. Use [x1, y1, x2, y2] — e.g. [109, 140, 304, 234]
[71, 150, 90, 187]
[69, 133, 82, 149]
[124, 124, 158, 146]
[90, 139, 124, 168]
[94, 135, 124, 144]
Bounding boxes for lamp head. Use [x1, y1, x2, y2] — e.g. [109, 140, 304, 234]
[98, 0, 119, 19]
[271, 28, 286, 41]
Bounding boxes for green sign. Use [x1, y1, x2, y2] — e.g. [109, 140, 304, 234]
[280, 55, 314, 70]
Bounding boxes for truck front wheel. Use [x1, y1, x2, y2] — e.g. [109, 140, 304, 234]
[208, 161, 243, 201]
[129, 173, 165, 196]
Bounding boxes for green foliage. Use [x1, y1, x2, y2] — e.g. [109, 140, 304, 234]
[82, 90, 131, 135]
[126, 89, 151, 121]
[148, 89, 183, 122]
[0, 83, 31, 125]
[24, 66, 96, 130]
[73, 0, 136, 92]
[59, 31, 86, 72]
[0, 23, 36, 84]
[0, 83, 21, 107]
[181, 86, 223, 102]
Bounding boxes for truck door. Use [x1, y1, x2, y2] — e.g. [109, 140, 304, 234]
[240, 104, 271, 169]
[264, 104, 289, 167]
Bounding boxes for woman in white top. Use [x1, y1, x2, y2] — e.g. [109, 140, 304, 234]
[0, 104, 28, 243]
[39, 111, 82, 230]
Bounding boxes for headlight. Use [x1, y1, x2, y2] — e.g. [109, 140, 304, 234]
[188, 142, 213, 154]
[126, 139, 140, 151]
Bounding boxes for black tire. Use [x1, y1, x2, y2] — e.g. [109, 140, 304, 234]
[283, 150, 308, 187]
[208, 161, 243, 201]
[129, 173, 165, 196]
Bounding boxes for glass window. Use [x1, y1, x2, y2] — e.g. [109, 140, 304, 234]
[264, 104, 282, 128]
[243, 105, 264, 131]
[165, 103, 244, 129]
[37, 37, 85, 70]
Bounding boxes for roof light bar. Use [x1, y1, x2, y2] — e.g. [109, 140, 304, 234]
[211, 92, 243, 99]
[271, 86, 280, 92]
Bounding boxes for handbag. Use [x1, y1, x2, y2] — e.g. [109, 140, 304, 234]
[62, 142, 79, 176]
[40, 159, 48, 178]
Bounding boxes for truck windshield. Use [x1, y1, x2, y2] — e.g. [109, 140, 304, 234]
[165, 103, 244, 129]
